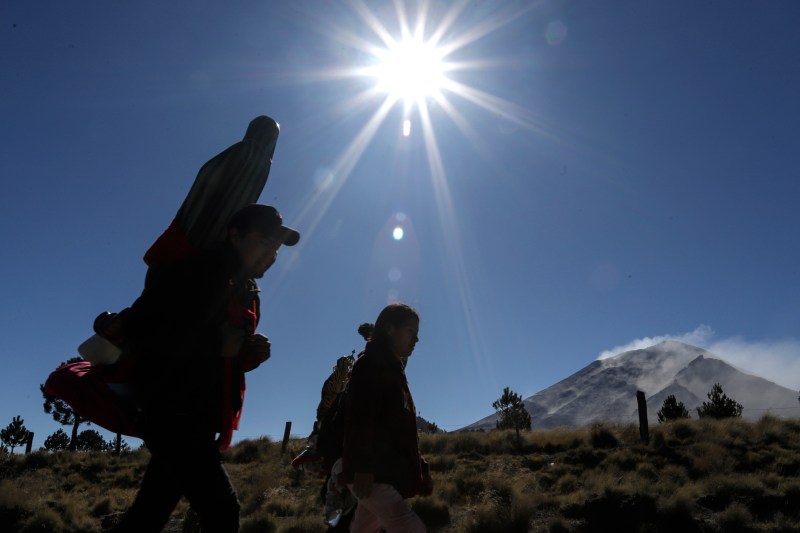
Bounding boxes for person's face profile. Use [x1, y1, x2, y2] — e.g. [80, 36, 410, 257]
[388, 317, 419, 360]
[231, 229, 282, 278]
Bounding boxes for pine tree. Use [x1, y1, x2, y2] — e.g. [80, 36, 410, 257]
[493, 387, 531, 441]
[657, 394, 690, 423]
[421, 420, 440, 434]
[76, 429, 108, 452]
[41, 357, 88, 450]
[696, 383, 743, 419]
[43, 429, 71, 451]
[110, 435, 131, 455]
[0, 416, 31, 453]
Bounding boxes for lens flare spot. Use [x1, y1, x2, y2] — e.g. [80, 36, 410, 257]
[545, 20, 568, 46]
[393, 226, 404, 240]
[403, 119, 411, 137]
[388, 267, 402, 282]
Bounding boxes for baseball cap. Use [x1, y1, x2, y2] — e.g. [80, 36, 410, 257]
[229, 204, 300, 246]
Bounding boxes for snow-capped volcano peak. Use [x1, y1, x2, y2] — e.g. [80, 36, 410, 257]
[463, 342, 799, 431]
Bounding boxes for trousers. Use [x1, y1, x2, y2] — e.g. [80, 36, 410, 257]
[111, 415, 240, 533]
[347, 482, 426, 533]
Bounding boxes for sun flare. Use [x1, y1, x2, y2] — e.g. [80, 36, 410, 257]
[367, 36, 447, 106]
[291, 1, 543, 385]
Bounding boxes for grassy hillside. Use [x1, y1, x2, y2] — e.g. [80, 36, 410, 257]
[2, 416, 800, 532]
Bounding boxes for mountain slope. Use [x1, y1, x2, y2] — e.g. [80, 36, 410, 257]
[464, 340, 800, 430]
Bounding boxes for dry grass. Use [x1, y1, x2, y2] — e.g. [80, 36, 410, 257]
[2, 416, 800, 532]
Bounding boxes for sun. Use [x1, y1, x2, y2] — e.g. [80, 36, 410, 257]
[367, 35, 448, 107]
[293, 1, 542, 383]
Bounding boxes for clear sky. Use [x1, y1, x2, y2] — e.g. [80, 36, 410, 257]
[2, 1, 799, 450]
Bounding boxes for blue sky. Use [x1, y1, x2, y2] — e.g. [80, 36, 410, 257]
[2, 1, 799, 450]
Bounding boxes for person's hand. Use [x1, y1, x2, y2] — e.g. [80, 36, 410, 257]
[244, 333, 271, 364]
[353, 471, 374, 499]
[93, 311, 126, 346]
[420, 459, 434, 496]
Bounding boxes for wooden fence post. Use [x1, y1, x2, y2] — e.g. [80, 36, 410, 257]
[281, 421, 292, 454]
[636, 391, 649, 444]
[25, 432, 34, 454]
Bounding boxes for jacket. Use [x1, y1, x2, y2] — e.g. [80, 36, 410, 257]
[340, 340, 425, 498]
[117, 243, 263, 448]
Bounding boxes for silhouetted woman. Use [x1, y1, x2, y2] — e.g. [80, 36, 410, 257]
[341, 303, 432, 532]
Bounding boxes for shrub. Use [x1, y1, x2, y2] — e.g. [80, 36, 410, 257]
[279, 515, 327, 533]
[4, 418, 800, 531]
[509, 493, 538, 532]
[737, 449, 777, 474]
[461, 492, 534, 533]
[764, 512, 800, 533]
[22, 451, 53, 470]
[485, 430, 529, 455]
[617, 424, 646, 447]
[554, 473, 579, 495]
[239, 511, 277, 533]
[606, 448, 640, 472]
[522, 454, 550, 471]
[714, 475, 765, 502]
[775, 456, 800, 477]
[689, 442, 733, 476]
[419, 432, 448, 454]
[547, 517, 570, 533]
[452, 468, 485, 501]
[781, 479, 800, 510]
[448, 433, 483, 455]
[227, 437, 271, 464]
[412, 496, 451, 529]
[264, 496, 299, 517]
[529, 428, 585, 454]
[669, 418, 697, 442]
[235, 467, 285, 515]
[658, 492, 698, 531]
[91, 498, 112, 517]
[76, 453, 112, 483]
[537, 472, 556, 491]
[589, 425, 618, 449]
[17, 506, 66, 533]
[755, 415, 791, 446]
[0, 480, 31, 531]
[659, 464, 690, 491]
[428, 455, 455, 472]
[714, 502, 754, 533]
[635, 462, 659, 482]
[580, 488, 658, 532]
[565, 446, 606, 469]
